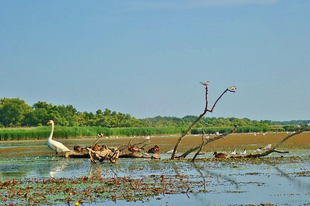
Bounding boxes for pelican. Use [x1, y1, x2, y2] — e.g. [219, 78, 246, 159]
[241, 149, 246, 156]
[200, 81, 210, 87]
[47, 120, 71, 156]
[263, 144, 272, 150]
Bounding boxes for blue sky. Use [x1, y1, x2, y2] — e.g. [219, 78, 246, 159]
[0, 0, 309, 121]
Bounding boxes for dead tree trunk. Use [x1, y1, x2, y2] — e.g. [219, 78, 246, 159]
[243, 128, 308, 158]
[170, 83, 236, 160]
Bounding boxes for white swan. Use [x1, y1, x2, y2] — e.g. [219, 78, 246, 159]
[47, 120, 70, 156]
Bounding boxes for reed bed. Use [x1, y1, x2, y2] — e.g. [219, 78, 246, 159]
[0, 125, 287, 141]
[0, 126, 187, 141]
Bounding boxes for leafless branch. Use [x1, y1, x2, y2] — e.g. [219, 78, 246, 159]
[170, 83, 236, 159]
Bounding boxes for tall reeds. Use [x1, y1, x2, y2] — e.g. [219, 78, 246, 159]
[0, 126, 187, 141]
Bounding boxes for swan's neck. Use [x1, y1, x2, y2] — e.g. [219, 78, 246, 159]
[48, 122, 54, 140]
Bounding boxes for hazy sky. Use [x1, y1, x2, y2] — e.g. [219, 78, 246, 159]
[1, 0, 309, 121]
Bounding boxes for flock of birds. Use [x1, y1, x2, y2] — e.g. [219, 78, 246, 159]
[46, 119, 310, 158]
[213, 143, 272, 158]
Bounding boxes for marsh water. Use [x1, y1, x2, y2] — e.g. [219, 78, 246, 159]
[1, 133, 310, 205]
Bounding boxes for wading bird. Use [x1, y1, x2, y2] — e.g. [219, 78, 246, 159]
[305, 121, 310, 127]
[47, 120, 71, 156]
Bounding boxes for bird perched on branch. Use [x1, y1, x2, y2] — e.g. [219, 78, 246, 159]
[200, 81, 210, 87]
[147, 145, 160, 154]
[253, 147, 262, 153]
[294, 124, 302, 131]
[231, 149, 236, 156]
[241, 149, 247, 156]
[263, 144, 272, 150]
[213, 151, 228, 158]
[128, 145, 143, 155]
[203, 133, 211, 141]
[305, 121, 310, 127]
[227, 86, 237, 92]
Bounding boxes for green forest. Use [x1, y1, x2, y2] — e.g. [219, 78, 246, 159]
[0, 97, 307, 128]
[0, 97, 307, 140]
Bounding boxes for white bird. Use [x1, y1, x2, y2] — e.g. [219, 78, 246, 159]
[47, 120, 71, 156]
[166, 149, 175, 154]
[227, 86, 237, 92]
[145, 135, 151, 140]
[215, 131, 220, 136]
[295, 124, 302, 130]
[254, 132, 257, 136]
[263, 144, 272, 150]
[253, 147, 262, 153]
[231, 149, 236, 156]
[200, 81, 210, 86]
[262, 133, 266, 135]
[305, 121, 310, 127]
[203, 134, 210, 140]
[241, 149, 246, 156]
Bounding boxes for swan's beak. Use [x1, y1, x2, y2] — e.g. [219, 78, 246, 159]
[47, 121, 51, 124]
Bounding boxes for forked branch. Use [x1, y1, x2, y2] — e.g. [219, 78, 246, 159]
[170, 83, 236, 160]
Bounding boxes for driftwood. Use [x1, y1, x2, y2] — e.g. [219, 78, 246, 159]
[88, 145, 120, 163]
[170, 83, 236, 159]
[238, 128, 309, 158]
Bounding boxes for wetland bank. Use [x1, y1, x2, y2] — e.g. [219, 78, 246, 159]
[1, 132, 310, 205]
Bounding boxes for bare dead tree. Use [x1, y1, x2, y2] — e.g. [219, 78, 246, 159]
[170, 83, 236, 159]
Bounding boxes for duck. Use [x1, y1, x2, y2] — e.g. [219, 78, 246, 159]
[47, 120, 71, 156]
[147, 145, 160, 154]
[73, 145, 85, 153]
[213, 151, 228, 158]
[128, 145, 142, 155]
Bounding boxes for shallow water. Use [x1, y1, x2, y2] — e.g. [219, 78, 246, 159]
[1, 133, 310, 205]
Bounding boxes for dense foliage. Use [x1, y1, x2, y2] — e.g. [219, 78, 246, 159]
[0, 97, 307, 129]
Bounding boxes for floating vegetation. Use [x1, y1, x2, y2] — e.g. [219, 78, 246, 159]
[0, 173, 213, 205]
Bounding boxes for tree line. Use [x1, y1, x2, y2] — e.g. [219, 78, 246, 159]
[0, 97, 306, 128]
